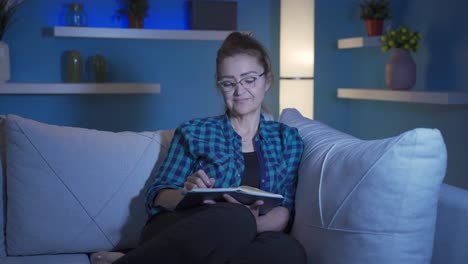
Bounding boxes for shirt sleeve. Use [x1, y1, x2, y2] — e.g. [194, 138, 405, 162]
[145, 125, 196, 217]
[280, 126, 304, 210]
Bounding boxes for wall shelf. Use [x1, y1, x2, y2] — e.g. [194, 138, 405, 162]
[48, 26, 238, 41]
[337, 88, 468, 105]
[337, 36, 382, 49]
[0, 83, 161, 95]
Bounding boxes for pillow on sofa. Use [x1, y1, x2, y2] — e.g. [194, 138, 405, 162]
[279, 108, 447, 264]
[5, 114, 174, 256]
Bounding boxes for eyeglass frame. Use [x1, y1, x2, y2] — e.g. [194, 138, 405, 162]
[216, 72, 266, 92]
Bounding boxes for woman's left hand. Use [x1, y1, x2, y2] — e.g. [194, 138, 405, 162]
[223, 194, 290, 233]
[222, 193, 264, 219]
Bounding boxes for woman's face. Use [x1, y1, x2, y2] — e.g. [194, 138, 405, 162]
[217, 54, 270, 117]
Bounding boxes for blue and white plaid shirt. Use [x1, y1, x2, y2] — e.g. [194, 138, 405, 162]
[145, 113, 304, 218]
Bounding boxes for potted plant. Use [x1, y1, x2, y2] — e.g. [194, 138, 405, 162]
[117, 0, 150, 28]
[359, 0, 390, 36]
[380, 26, 423, 90]
[0, 0, 24, 82]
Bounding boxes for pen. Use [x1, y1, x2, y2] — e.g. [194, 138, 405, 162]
[198, 160, 204, 170]
[197, 160, 212, 187]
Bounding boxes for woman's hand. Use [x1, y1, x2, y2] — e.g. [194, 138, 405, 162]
[223, 194, 290, 233]
[183, 169, 216, 204]
[222, 193, 264, 221]
[183, 169, 215, 191]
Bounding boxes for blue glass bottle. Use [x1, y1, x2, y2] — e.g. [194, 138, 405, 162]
[66, 3, 88, 27]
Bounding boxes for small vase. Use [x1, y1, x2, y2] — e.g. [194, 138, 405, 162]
[366, 19, 383, 36]
[385, 48, 416, 90]
[64, 50, 82, 83]
[0, 41, 10, 82]
[87, 55, 106, 83]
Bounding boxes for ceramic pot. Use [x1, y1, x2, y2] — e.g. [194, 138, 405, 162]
[0, 41, 10, 82]
[127, 11, 144, 28]
[366, 19, 383, 36]
[385, 48, 416, 90]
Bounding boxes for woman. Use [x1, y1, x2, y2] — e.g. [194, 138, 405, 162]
[92, 32, 306, 264]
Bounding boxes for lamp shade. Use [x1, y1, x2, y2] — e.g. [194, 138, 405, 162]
[279, 0, 314, 119]
[280, 79, 314, 119]
[280, 0, 314, 78]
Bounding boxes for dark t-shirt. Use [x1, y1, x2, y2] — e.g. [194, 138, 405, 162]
[240, 151, 261, 188]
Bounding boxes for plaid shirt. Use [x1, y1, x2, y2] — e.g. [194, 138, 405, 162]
[145, 113, 304, 218]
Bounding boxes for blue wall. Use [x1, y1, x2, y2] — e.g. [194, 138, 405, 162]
[0, 0, 280, 131]
[315, 0, 468, 189]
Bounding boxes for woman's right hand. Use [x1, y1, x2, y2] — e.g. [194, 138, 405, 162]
[183, 169, 215, 192]
[183, 169, 216, 204]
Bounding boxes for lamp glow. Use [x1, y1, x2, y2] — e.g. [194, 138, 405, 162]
[279, 0, 314, 119]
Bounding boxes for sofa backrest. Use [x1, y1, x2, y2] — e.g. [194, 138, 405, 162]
[1, 114, 174, 256]
[0, 115, 6, 257]
[432, 183, 468, 264]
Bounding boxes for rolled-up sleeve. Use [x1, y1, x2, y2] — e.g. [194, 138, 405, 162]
[145, 126, 195, 217]
[280, 127, 304, 210]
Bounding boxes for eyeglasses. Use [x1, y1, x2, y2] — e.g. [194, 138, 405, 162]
[217, 72, 265, 92]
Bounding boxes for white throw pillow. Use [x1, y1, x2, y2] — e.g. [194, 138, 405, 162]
[5, 114, 173, 255]
[279, 108, 447, 264]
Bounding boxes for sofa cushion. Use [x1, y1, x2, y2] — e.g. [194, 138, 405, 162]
[5, 114, 173, 255]
[279, 108, 447, 264]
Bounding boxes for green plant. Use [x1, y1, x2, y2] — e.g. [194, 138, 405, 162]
[381, 26, 423, 52]
[360, 0, 390, 20]
[117, 0, 150, 20]
[0, 0, 24, 40]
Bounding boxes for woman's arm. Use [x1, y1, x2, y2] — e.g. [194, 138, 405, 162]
[154, 189, 185, 211]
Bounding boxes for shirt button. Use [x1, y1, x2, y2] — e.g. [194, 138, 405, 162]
[261, 179, 265, 183]
[238, 174, 241, 177]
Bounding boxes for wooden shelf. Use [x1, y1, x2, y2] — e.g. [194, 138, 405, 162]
[337, 88, 468, 105]
[0, 83, 161, 95]
[48, 26, 238, 41]
[337, 36, 382, 49]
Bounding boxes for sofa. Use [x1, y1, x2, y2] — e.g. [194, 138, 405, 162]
[0, 109, 467, 264]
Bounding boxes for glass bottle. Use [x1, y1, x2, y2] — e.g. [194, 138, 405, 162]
[66, 3, 88, 27]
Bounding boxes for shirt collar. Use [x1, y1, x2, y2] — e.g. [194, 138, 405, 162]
[221, 112, 268, 141]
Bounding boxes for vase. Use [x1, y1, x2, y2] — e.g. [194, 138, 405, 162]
[365, 19, 383, 36]
[0, 41, 10, 82]
[385, 48, 416, 90]
[64, 50, 82, 83]
[87, 55, 106, 83]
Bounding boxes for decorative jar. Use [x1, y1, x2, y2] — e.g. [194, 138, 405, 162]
[87, 55, 107, 83]
[64, 50, 82, 83]
[66, 3, 88, 27]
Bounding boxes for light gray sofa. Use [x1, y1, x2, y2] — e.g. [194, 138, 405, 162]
[0, 110, 467, 264]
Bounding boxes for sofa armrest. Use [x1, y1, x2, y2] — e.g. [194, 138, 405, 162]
[431, 183, 468, 264]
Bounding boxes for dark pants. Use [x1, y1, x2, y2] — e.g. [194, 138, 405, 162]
[114, 203, 307, 264]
